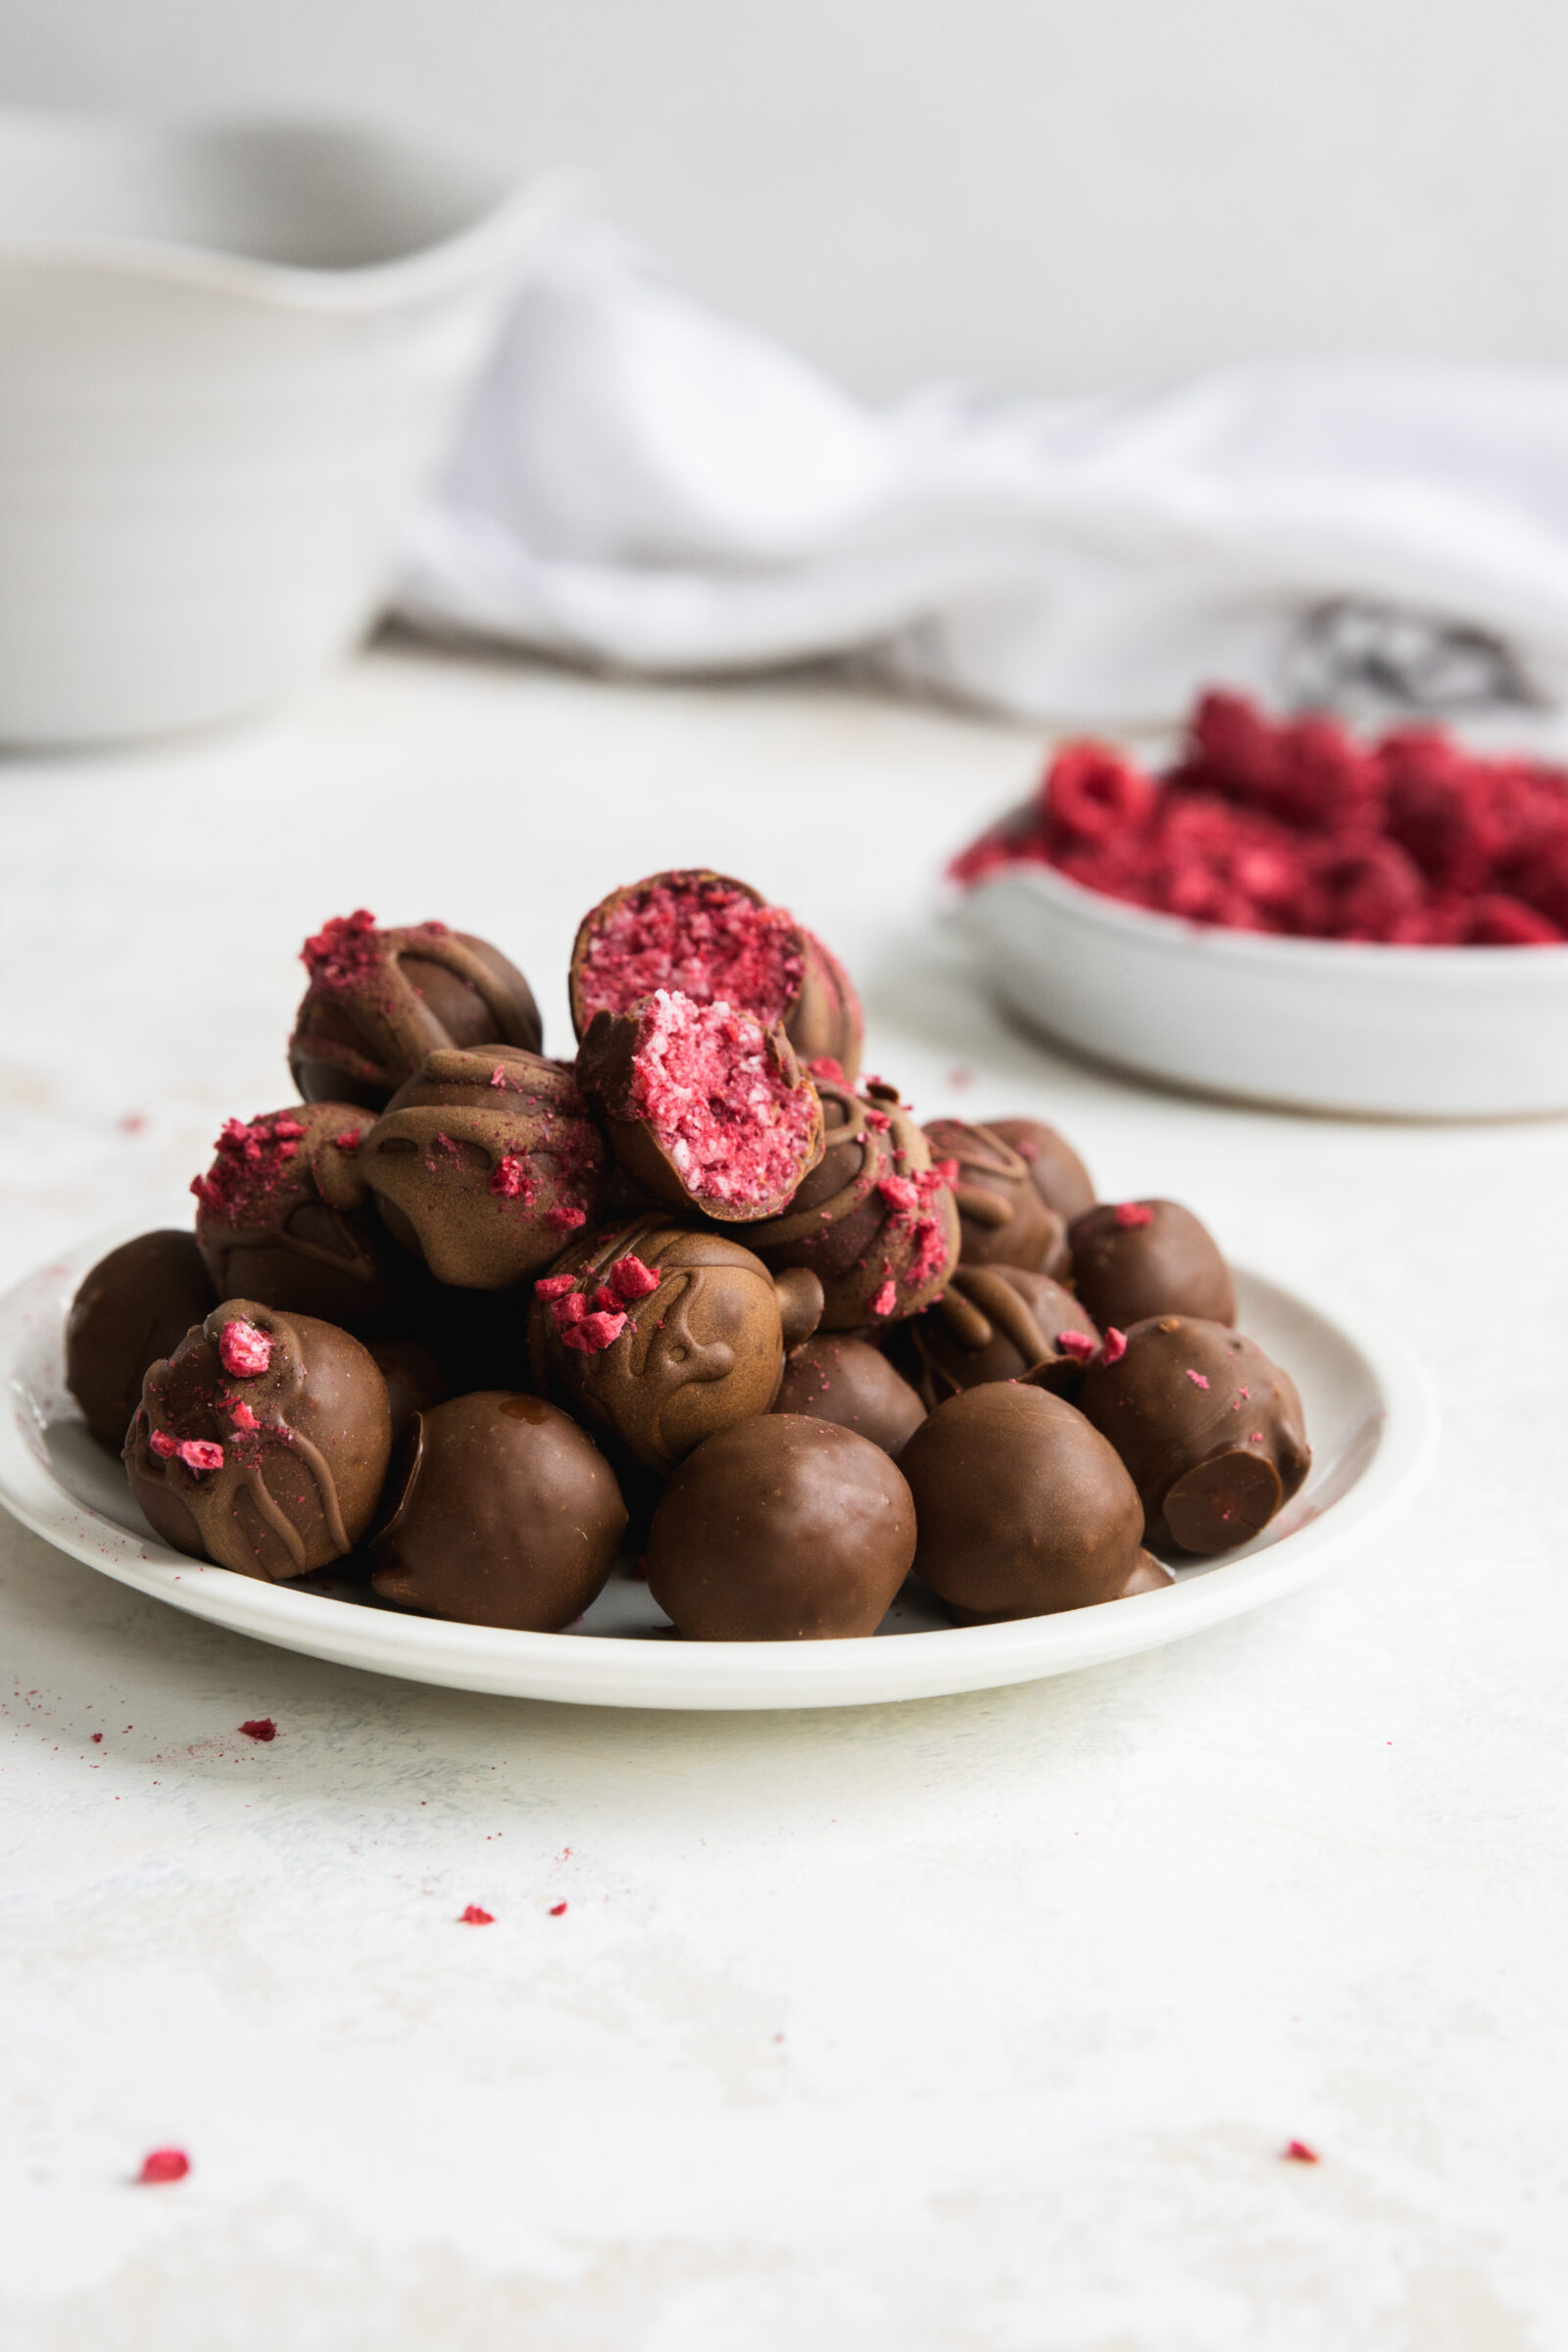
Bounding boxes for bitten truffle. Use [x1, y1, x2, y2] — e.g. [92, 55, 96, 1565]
[288, 911, 542, 1109]
[923, 1119, 1070, 1274]
[646, 1415, 916, 1640]
[983, 1117, 1097, 1223]
[371, 1393, 627, 1630]
[899, 1383, 1144, 1620]
[124, 1302, 391, 1579]
[771, 1334, 926, 1457]
[321, 1047, 610, 1290]
[575, 990, 823, 1220]
[569, 868, 862, 1080]
[746, 1078, 958, 1328]
[1076, 1315, 1310, 1556]
[528, 1214, 823, 1473]
[1067, 1199, 1236, 1330]
[66, 1231, 217, 1449]
[906, 1264, 1102, 1405]
[192, 1102, 422, 1334]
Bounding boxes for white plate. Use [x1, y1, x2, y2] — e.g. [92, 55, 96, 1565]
[955, 859, 1568, 1117]
[0, 1235, 1435, 1711]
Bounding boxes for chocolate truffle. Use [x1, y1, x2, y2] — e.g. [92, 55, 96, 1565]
[529, 1214, 821, 1473]
[1076, 1315, 1310, 1556]
[368, 1337, 450, 1442]
[66, 1230, 217, 1449]
[745, 1078, 959, 1329]
[646, 1416, 916, 1640]
[192, 1102, 423, 1334]
[1067, 1199, 1236, 1330]
[124, 1301, 391, 1580]
[923, 1119, 1070, 1274]
[771, 1334, 926, 1457]
[288, 910, 542, 1109]
[907, 1264, 1102, 1405]
[569, 868, 862, 1081]
[985, 1117, 1097, 1223]
[370, 1393, 626, 1631]
[1121, 1550, 1176, 1596]
[319, 1046, 610, 1290]
[900, 1383, 1144, 1620]
[576, 991, 823, 1221]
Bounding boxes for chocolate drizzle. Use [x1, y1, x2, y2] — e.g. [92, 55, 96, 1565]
[290, 923, 542, 1109]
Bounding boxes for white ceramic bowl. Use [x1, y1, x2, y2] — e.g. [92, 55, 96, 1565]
[0, 109, 565, 746]
[0, 1234, 1435, 1711]
[955, 859, 1568, 1117]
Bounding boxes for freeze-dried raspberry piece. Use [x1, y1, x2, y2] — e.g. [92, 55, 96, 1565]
[1042, 742, 1155, 850]
[560, 1309, 627, 1353]
[460, 1905, 494, 1926]
[219, 1319, 271, 1379]
[534, 1274, 577, 1299]
[1055, 1330, 1097, 1362]
[1101, 1328, 1128, 1365]
[176, 1440, 223, 1474]
[136, 2148, 190, 2185]
[1464, 893, 1563, 946]
[1114, 1202, 1153, 1228]
[607, 1253, 661, 1300]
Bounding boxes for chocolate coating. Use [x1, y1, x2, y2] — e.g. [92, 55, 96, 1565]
[985, 1118, 1097, 1222]
[124, 1302, 391, 1580]
[66, 1230, 217, 1449]
[289, 914, 541, 1109]
[529, 1213, 817, 1473]
[646, 1415, 916, 1640]
[370, 1392, 626, 1631]
[1076, 1315, 1310, 1556]
[772, 1334, 926, 1457]
[907, 1264, 1101, 1405]
[319, 1046, 610, 1291]
[193, 1102, 425, 1334]
[569, 867, 862, 1081]
[923, 1119, 1070, 1274]
[745, 1079, 958, 1329]
[1068, 1199, 1236, 1330]
[368, 1337, 450, 1443]
[1121, 1549, 1176, 1596]
[900, 1383, 1144, 1620]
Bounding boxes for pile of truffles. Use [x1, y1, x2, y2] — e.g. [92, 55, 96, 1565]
[66, 872, 1311, 1642]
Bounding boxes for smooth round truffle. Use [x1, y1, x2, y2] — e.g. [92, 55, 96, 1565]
[576, 991, 823, 1220]
[528, 1214, 818, 1473]
[124, 1302, 391, 1580]
[923, 1119, 1070, 1274]
[192, 1102, 424, 1334]
[570, 867, 862, 1081]
[985, 1118, 1097, 1222]
[746, 1078, 958, 1328]
[370, 1393, 626, 1631]
[1067, 1199, 1236, 1330]
[900, 1383, 1144, 1620]
[1076, 1315, 1310, 1556]
[66, 1231, 217, 1449]
[771, 1334, 926, 1457]
[289, 911, 542, 1109]
[319, 1046, 610, 1290]
[907, 1264, 1102, 1405]
[646, 1415, 916, 1640]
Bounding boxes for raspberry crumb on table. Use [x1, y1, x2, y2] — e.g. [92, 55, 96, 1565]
[238, 1718, 276, 1742]
[136, 2148, 190, 2185]
[460, 1904, 495, 1926]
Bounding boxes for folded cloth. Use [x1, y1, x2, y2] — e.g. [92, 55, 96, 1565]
[397, 225, 1568, 728]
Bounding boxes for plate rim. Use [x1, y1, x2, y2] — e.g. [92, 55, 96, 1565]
[0, 1232, 1439, 1711]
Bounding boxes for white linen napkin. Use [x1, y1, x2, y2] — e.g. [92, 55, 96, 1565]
[397, 225, 1568, 728]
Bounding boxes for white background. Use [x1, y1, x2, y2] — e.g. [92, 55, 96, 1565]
[3, 0, 1567, 394]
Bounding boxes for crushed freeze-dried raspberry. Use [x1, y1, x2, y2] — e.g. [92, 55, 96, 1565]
[561, 1309, 627, 1353]
[301, 908, 379, 986]
[490, 1066, 508, 1089]
[149, 1429, 178, 1460]
[1250, 1431, 1265, 1444]
[551, 1292, 587, 1327]
[1101, 1327, 1128, 1365]
[589, 1287, 618, 1313]
[227, 1398, 261, 1433]
[549, 1901, 568, 1917]
[1185, 1370, 1210, 1390]
[176, 1440, 223, 1474]
[1282, 2140, 1320, 2164]
[863, 1105, 892, 1132]
[219, 1319, 271, 1378]
[548, 1204, 587, 1232]
[191, 1112, 309, 1227]
[1114, 1201, 1153, 1228]
[1055, 1330, 1097, 1361]
[490, 1154, 536, 1203]
[808, 1055, 845, 1083]
[607, 1253, 661, 1300]
[136, 2148, 190, 2185]
[239, 1718, 276, 1741]
[534, 1274, 577, 1299]
[91, 1732, 103, 1743]
[332, 1129, 362, 1152]
[460, 1905, 494, 1926]
[869, 1279, 898, 1317]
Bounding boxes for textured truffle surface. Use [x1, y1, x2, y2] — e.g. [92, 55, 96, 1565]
[371, 1393, 626, 1630]
[289, 913, 541, 1109]
[66, 1230, 218, 1449]
[1068, 1199, 1236, 1331]
[646, 1415, 916, 1640]
[923, 1119, 1070, 1274]
[900, 1383, 1144, 1620]
[907, 1264, 1101, 1405]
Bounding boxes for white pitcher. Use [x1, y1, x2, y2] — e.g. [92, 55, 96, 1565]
[0, 110, 564, 747]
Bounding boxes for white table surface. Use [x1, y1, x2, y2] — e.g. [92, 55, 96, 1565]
[2, 642, 1564, 2352]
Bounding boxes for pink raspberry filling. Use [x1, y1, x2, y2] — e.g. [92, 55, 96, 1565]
[579, 876, 804, 1024]
[623, 990, 818, 1210]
